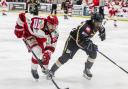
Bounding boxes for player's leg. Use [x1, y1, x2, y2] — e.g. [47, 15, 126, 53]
[51, 4, 54, 14]
[42, 54, 51, 74]
[114, 19, 117, 27]
[64, 8, 68, 19]
[25, 36, 43, 79]
[47, 36, 79, 79]
[83, 46, 97, 80]
[31, 56, 39, 79]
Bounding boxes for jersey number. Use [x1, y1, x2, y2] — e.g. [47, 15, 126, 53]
[31, 18, 44, 30]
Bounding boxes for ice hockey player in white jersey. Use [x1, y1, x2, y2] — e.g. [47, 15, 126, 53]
[14, 4, 59, 80]
[0, 0, 8, 15]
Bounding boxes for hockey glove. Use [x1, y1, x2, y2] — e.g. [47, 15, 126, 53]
[86, 40, 98, 54]
[42, 50, 52, 63]
[51, 32, 59, 43]
[14, 28, 24, 38]
[99, 27, 106, 41]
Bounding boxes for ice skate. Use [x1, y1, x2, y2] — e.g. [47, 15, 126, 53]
[83, 68, 92, 80]
[31, 69, 39, 79]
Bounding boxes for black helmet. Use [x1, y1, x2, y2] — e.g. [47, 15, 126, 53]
[91, 13, 103, 22]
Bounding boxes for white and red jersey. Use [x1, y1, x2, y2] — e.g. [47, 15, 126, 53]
[14, 13, 47, 38]
[109, 1, 122, 12]
[1, 0, 7, 7]
[108, 1, 121, 17]
[14, 13, 59, 53]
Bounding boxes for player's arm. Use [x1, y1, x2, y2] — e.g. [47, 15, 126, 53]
[98, 25, 106, 41]
[75, 22, 90, 49]
[45, 30, 59, 53]
[51, 30, 59, 48]
[14, 13, 26, 38]
[42, 29, 59, 61]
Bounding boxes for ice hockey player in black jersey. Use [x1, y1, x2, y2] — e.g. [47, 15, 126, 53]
[47, 12, 106, 80]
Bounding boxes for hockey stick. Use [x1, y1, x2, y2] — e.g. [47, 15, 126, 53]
[23, 39, 69, 89]
[97, 50, 128, 74]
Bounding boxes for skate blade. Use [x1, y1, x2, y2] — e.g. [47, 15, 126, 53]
[32, 78, 39, 82]
[83, 74, 92, 80]
[34, 79, 39, 82]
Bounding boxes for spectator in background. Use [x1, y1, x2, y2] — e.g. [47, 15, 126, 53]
[1, 0, 8, 15]
[61, 0, 69, 19]
[126, 1, 128, 7]
[61, 0, 73, 19]
[76, 0, 82, 5]
[51, 0, 57, 15]
[68, 0, 73, 17]
[109, 7, 118, 27]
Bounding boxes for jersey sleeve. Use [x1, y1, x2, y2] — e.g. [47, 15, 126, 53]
[45, 30, 59, 53]
[14, 13, 26, 38]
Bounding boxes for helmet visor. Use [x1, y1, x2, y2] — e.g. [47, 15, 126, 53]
[47, 22, 58, 32]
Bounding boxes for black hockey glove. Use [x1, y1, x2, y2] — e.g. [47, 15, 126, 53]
[85, 40, 98, 54]
[99, 27, 106, 41]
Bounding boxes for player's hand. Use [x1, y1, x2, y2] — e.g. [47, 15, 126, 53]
[99, 32, 105, 41]
[99, 28, 106, 41]
[52, 36, 58, 43]
[43, 50, 52, 61]
[86, 41, 98, 53]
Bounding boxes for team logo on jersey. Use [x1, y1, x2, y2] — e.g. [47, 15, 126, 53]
[31, 18, 44, 31]
[85, 27, 91, 33]
[82, 31, 88, 37]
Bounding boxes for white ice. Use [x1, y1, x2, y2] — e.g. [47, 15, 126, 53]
[0, 12, 128, 89]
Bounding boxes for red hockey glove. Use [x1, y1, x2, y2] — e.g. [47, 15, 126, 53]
[14, 29, 24, 38]
[52, 36, 58, 43]
[43, 50, 52, 62]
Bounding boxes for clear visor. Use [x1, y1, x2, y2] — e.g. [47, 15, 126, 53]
[47, 22, 58, 32]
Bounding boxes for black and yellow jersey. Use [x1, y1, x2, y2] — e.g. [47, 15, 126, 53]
[70, 20, 105, 48]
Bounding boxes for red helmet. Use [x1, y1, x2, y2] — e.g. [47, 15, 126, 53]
[47, 15, 59, 25]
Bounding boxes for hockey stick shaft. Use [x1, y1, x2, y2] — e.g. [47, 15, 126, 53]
[23, 39, 44, 68]
[23, 39, 61, 89]
[97, 50, 128, 74]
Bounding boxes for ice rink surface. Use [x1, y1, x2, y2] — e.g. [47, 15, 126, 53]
[0, 12, 128, 89]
